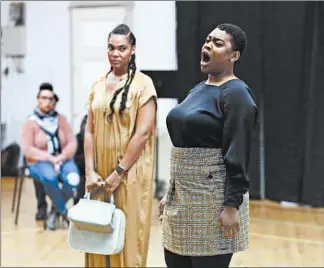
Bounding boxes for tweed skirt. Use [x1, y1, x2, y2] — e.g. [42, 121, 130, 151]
[162, 147, 249, 256]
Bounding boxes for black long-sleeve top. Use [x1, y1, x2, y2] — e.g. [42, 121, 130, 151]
[166, 79, 258, 209]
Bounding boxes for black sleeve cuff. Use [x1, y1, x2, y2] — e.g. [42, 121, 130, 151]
[223, 196, 242, 210]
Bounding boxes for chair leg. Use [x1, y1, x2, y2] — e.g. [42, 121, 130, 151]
[43, 217, 47, 230]
[11, 175, 19, 213]
[15, 173, 25, 225]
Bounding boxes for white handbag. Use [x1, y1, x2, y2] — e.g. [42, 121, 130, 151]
[67, 190, 126, 255]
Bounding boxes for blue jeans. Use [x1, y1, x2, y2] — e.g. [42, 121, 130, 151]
[29, 159, 80, 214]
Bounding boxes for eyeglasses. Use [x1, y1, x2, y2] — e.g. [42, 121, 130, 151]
[39, 96, 55, 102]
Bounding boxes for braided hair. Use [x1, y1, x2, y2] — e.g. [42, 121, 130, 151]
[107, 24, 137, 121]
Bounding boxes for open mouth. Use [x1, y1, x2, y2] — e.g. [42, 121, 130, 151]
[201, 51, 211, 63]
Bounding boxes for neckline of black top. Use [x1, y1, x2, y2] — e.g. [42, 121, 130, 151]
[203, 78, 241, 88]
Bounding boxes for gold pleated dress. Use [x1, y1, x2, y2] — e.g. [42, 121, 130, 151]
[85, 71, 157, 268]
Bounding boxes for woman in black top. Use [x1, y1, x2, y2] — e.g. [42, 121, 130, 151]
[159, 23, 258, 268]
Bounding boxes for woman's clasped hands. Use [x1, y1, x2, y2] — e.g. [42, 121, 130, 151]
[85, 170, 123, 194]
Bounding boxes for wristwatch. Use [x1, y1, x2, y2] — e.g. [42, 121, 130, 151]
[115, 164, 128, 177]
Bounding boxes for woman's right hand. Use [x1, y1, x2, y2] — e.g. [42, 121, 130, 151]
[85, 171, 104, 192]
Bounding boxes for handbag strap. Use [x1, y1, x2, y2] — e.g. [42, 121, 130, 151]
[84, 187, 115, 204]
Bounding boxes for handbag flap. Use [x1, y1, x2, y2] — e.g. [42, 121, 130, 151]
[68, 198, 116, 228]
[68, 206, 126, 255]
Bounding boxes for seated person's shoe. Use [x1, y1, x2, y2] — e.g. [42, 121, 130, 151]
[46, 210, 57, 231]
[35, 207, 47, 221]
[59, 209, 70, 227]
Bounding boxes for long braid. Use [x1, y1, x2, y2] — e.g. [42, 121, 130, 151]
[119, 54, 136, 115]
[107, 68, 130, 121]
[105, 66, 113, 79]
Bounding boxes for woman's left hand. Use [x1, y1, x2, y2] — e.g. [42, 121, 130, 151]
[103, 171, 122, 194]
[218, 207, 240, 238]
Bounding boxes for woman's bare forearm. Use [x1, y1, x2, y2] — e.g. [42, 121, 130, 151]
[119, 131, 151, 171]
[84, 110, 95, 175]
[119, 98, 156, 171]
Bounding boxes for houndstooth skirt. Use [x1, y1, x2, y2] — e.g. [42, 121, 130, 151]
[162, 147, 249, 256]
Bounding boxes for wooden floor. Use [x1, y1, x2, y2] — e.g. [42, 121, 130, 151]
[1, 176, 324, 267]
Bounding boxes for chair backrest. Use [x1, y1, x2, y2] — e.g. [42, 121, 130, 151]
[1, 143, 20, 168]
[74, 114, 87, 176]
[1, 143, 21, 176]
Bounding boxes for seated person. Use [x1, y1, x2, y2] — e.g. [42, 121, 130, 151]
[34, 112, 87, 214]
[32, 92, 58, 221]
[21, 82, 80, 230]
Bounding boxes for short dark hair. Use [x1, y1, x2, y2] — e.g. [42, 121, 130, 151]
[39, 82, 53, 91]
[37, 82, 59, 102]
[216, 23, 247, 57]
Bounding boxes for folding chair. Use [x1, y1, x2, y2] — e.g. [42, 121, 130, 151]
[11, 158, 47, 229]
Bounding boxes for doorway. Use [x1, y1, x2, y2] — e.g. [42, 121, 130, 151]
[70, 2, 133, 133]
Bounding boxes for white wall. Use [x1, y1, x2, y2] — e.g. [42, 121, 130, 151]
[133, 1, 177, 71]
[1, 1, 71, 148]
[1, 1, 177, 148]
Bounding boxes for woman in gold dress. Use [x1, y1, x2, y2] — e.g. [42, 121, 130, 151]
[84, 24, 157, 268]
